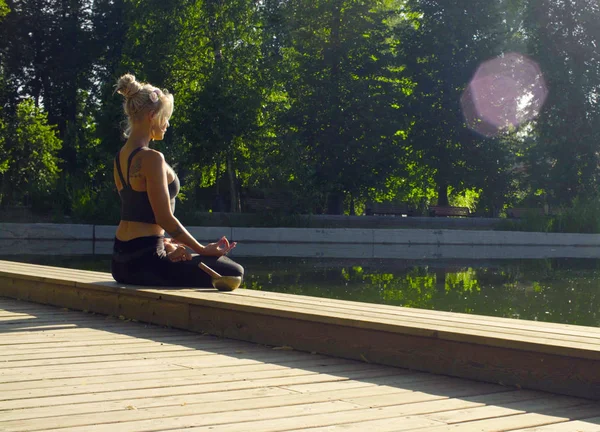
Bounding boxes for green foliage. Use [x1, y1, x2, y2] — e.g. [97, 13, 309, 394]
[279, 0, 413, 213]
[0, 99, 62, 207]
[70, 181, 120, 224]
[0, 113, 7, 175]
[0, 0, 9, 19]
[497, 197, 600, 234]
[449, 188, 480, 212]
[551, 198, 600, 234]
[523, 0, 600, 206]
[400, 0, 506, 206]
[1, 0, 600, 226]
[495, 212, 553, 233]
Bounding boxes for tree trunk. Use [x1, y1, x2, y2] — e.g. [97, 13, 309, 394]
[435, 269, 447, 294]
[326, 191, 344, 215]
[212, 159, 225, 212]
[437, 182, 449, 206]
[227, 154, 240, 213]
[324, 1, 342, 187]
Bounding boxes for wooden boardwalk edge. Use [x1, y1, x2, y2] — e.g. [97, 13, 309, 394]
[0, 261, 598, 401]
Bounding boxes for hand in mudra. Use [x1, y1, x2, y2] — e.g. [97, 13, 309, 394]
[167, 245, 192, 262]
[164, 238, 192, 262]
[203, 236, 236, 257]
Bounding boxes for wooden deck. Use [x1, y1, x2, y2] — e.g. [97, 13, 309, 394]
[0, 260, 599, 403]
[1, 297, 599, 431]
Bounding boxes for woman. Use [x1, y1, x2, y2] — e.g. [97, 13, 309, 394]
[111, 74, 243, 287]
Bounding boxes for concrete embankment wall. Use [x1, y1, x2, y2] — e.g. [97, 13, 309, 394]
[3, 223, 600, 259]
[2, 223, 600, 246]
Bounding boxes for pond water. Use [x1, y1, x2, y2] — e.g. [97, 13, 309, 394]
[1, 248, 598, 327]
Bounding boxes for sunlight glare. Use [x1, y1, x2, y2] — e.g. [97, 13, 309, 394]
[461, 52, 548, 137]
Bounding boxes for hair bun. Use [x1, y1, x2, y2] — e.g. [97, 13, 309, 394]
[116, 74, 143, 98]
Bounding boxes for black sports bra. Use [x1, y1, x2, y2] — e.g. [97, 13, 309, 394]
[115, 146, 180, 224]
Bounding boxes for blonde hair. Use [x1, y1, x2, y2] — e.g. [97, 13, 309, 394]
[115, 73, 174, 137]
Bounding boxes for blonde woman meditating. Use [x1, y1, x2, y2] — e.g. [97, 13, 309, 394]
[111, 74, 243, 287]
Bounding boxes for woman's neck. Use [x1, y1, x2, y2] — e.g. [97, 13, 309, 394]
[126, 127, 152, 148]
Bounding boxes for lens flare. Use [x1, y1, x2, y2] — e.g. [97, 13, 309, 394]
[461, 52, 548, 137]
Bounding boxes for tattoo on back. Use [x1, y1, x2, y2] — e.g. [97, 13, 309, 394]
[169, 227, 184, 238]
[129, 158, 142, 179]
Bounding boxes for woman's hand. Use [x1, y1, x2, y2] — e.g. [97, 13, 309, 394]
[202, 236, 237, 257]
[167, 244, 192, 262]
[163, 237, 177, 254]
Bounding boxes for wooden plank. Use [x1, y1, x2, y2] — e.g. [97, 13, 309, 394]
[0, 334, 260, 361]
[0, 357, 357, 392]
[0, 343, 260, 364]
[37, 401, 366, 432]
[0, 387, 296, 424]
[511, 417, 600, 431]
[1, 368, 506, 429]
[0, 343, 274, 369]
[234, 289, 600, 339]
[228, 289, 600, 342]
[186, 305, 600, 399]
[0, 354, 336, 386]
[0, 362, 381, 400]
[166, 390, 544, 432]
[182, 296, 600, 356]
[0, 367, 409, 411]
[0, 370, 507, 424]
[0, 335, 210, 354]
[418, 403, 600, 431]
[423, 395, 587, 424]
[0, 306, 600, 349]
[0, 323, 198, 338]
[0, 331, 200, 346]
[0, 299, 596, 432]
[0, 363, 188, 384]
[285, 417, 444, 432]
[0, 374, 473, 431]
[187, 295, 600, 354]
[342, 382, 515, 408]
[2, 263, 599, 400]
[4, 262, 600, 343]
[208, 294, 600, 350]
[0, 351, 331, 383]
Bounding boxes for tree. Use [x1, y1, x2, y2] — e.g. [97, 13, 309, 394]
[0, 0, 105, 214]
[400, 0, 505, 206]
[279, 0, 412, 214]
[0, 0, 95, 161]
[0, 99, 62, 207]
[523, 0, 600, 206]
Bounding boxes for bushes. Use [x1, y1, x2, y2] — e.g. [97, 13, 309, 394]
[497, 198, 600, 233]
[70, 183, 120, 225]
[551, 198, 600, 234]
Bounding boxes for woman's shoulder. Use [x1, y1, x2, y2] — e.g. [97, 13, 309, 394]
[140, 148, 166, 172]
[141, 147, 165, 161]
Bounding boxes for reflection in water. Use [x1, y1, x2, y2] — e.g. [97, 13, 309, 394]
[0, 246, 598, 327]
[244, 258, 600, 328]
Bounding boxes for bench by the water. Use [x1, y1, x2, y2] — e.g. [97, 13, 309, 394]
[429, 205, 471, 217]
[365, 202, 414, 216]
[0, 260, 598, 400]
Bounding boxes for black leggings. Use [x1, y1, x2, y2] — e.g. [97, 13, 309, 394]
[111, 236, 244, 288]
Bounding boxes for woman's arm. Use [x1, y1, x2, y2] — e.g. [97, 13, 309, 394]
[144, 150, 234, 256]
